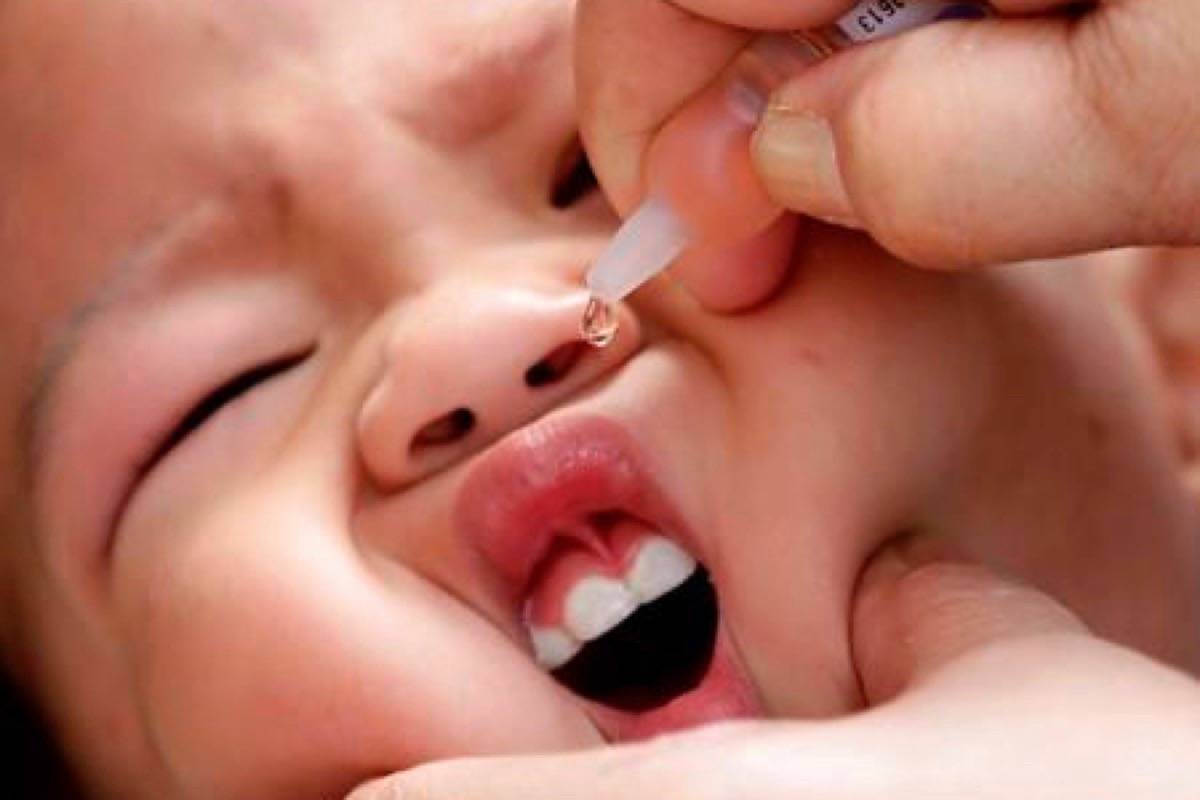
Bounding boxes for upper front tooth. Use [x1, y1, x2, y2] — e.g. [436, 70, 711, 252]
[625, 536, 697, 604]
[529, 626, 582, 671]
[564, 576, 639, 642]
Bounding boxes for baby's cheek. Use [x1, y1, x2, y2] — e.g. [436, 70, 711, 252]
[113, 498, 597, 798]
[116, 515, 397, 796]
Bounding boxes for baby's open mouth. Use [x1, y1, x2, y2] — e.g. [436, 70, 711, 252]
[523, 514, 719, 711]
[456, 414, 759, 740]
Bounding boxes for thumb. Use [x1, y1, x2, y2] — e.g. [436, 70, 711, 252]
[752, 2, 1200, 268]
[343, 729, 752, 800]
[851, 536, 1086, 705]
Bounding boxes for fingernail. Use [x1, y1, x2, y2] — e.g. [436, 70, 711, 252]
[747, 34, 825, 80]
[728, 35, 824, 126]
[726, 76, 770, 126]
[753, 107, 854, 225]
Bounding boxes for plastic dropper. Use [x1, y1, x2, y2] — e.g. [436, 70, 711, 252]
[582, 198, 689, 346]
[581, 0, 993, 348]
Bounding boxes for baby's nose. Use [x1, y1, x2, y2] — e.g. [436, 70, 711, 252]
[357, 284, 639, 489]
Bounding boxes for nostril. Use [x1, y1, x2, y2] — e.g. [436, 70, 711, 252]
[524, 342, 589, 389]
[410, 407, 477, 453]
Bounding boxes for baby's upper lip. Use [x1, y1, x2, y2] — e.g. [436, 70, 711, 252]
[454, 413, 688, 600]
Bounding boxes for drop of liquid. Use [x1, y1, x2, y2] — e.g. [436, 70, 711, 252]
[580, 296, 619, 348]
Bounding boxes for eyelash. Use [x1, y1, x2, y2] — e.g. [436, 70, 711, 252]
[137, 345, 317, 479]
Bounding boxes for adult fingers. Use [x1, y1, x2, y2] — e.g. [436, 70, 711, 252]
[576, 0, 747, 214]
[850, 536, 1086, 704]
[667, 214, 801, 312]
[347, 534, 1196, 800]
[344, 725, 793, 800]
[581, 16, 823, 311]
[672, 0, 1089, 30]
[753, 0, 1200, 268]
[576, 0, 869, 213]
[576, 0, 1088, 223]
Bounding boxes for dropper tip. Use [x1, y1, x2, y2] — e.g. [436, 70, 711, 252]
[584, 197, 691, 304]
[580, 296, 619, 348]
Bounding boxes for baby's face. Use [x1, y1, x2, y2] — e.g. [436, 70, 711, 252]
[2, 0, 1197, 797]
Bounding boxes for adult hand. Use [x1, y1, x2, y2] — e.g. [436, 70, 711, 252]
[575, 0, 1200, 309]
[347, 541, 1200, 799]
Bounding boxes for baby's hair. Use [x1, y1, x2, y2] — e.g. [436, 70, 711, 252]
[2, 669, 82, 799]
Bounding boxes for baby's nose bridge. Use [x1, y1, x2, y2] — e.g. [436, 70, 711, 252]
[356, 284, 633, 490]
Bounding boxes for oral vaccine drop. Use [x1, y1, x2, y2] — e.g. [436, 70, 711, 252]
[581, 297, 619, 348]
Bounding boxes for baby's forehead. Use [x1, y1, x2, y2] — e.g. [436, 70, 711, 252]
[0, 0, 577, 266]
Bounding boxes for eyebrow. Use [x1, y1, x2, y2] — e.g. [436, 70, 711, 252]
[20, 202, 223, 489]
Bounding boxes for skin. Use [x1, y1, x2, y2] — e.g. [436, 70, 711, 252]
[356, 543, 1200, 799]
[576, 0, 1200, 275]
[0, 1, 1198, 798]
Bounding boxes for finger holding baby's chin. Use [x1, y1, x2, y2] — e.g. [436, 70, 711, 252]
[348, 544, 1200, 799]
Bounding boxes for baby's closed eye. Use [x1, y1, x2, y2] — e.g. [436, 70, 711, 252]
[136, 345, 317, 479]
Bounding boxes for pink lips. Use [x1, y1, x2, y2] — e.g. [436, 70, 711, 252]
[455, 414, 762, 741]
[455, 415, 686, 598]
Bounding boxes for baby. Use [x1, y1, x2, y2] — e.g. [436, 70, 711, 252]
[2, 0, 1198, 798]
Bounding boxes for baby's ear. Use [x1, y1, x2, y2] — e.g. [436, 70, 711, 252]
[1129, 248, 1200, 494]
